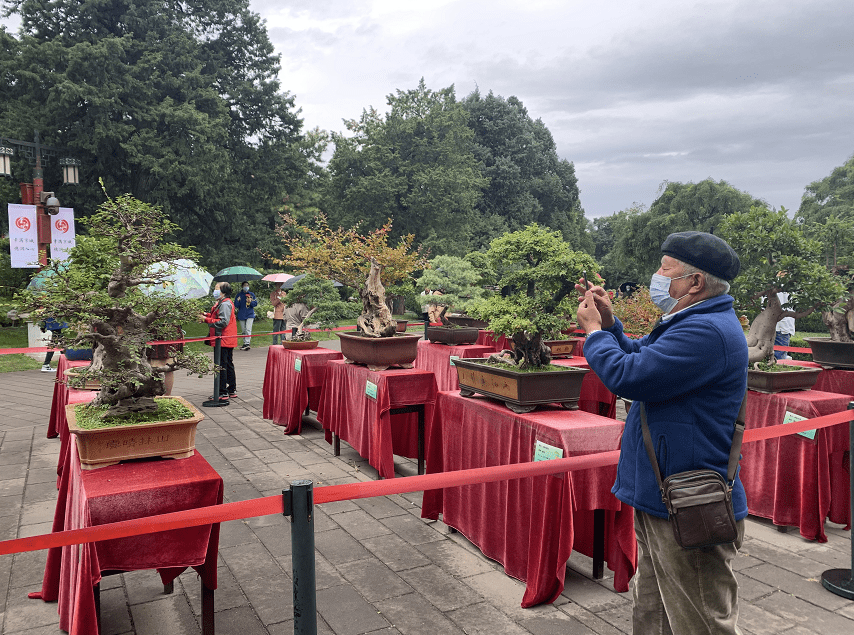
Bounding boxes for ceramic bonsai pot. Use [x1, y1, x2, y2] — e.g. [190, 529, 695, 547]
[395, 320, 408, 332]
[804, 337, 854, 369]
[281, 339, 320, 350]
[747, 365, 823, 393]
[337, 331, 421, 371]
[446, 315, 489, 329]
[425, 325, 480, 345]
[65, 348, 94, 361]
[66, 395, 205, 470]
[453, 357, 589, 413]
[543, 337, 582, 358]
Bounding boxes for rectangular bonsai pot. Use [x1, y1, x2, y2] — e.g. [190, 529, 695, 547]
[67, 395, 204, 470]
[747, 366, 822, 393]
[543, 338, 582, 358]
[445, 315, 489, 329]
[453, 357, 589, 409]
[426, 325, 480, 345]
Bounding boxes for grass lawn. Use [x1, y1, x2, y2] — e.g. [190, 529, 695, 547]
[0, 326, 43, 372]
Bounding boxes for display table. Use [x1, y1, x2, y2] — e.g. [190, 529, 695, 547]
[740, 388, 852, 541]
[48, 358, 98, 486]
[262, 345, 344, 434]
[30, 443, 222, 635]
[48, 354, 92, 439]
[414, 340, 495, 391]
[552, 357, 617, 418]
[476, 330, 512, 352]
[421, 391, 635, 607]
[316, 360, 438, 479]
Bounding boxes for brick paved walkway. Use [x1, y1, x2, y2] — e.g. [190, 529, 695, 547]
[1, 341, 852, 634]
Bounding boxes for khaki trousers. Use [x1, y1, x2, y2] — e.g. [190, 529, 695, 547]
[632, 510, 745, 635]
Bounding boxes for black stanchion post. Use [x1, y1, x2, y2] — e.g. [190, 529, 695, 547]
[202, 328, 228, 408]
[820, 401, 854, 599]
[284, 480, 317, 635]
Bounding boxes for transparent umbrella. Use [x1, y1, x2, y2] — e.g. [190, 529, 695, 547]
[141, 259, 214, 299]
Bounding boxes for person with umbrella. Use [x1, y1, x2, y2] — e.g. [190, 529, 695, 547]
[234, 281, 258, 351]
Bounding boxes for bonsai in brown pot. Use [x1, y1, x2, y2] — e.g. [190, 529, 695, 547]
[272, 215, 429, 370]
[458, 224, 599, 412]
[415, 255, 488, 345]
[718, 206, 847, 366]
[17, 191, 214, 467]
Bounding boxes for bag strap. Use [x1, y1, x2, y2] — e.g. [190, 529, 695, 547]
[639, 390, 747, 502]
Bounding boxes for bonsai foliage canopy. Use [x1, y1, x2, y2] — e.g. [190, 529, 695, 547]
[415, 254, 487, 320]
[17, 188, 213, 415]
[465, 224, 599, 367]
[273, 214, 429, 337]
[718, 206, 846, 362]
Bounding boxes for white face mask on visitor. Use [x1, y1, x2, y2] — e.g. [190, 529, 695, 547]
[649, 273, 691, 314]
[212, 289, 221, 299]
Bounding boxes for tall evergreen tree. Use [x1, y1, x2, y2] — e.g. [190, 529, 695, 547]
[461, 90, 589, 252]
[0, 0, 319, 268]
[323, 78, 487, 257]
[611, 179, 765, 279]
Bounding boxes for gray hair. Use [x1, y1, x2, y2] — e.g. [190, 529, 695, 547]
[677, 261, 730, 297]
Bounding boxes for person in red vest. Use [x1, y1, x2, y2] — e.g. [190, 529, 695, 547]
[201, 281, 238, 401]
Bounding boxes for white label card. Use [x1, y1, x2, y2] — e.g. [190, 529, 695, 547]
[783, 410, 815, 440]
[294, 357, 302, 372]
[365, 380, 378, 399]
[533, 440, 564, 462]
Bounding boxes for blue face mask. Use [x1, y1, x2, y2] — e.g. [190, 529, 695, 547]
[649, 273, 691, 314]
[242, 286, 249, 292]
[212, 289, 221, 299]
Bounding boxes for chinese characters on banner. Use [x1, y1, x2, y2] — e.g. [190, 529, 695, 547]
[50, 208, 76, 261]
[7, 204, 38, 268]
[6, 204, 76, 267]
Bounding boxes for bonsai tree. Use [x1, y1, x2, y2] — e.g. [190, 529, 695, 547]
[464, 224, 599, 367]
[284, 273, 360, 338]
[272, 214, 429, 337]
[414, 254, 488, 323]
[17, 190, 212, 415]
[718, 206, 846, 363]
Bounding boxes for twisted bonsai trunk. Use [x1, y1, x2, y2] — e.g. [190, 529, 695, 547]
[356, 258, 397, 338]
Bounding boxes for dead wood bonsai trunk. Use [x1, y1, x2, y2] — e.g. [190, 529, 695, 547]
[821, 294, 854, 342]
[356, 258, 398, 338]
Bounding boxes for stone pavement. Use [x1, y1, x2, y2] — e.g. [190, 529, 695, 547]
[1, 341, 853, 634]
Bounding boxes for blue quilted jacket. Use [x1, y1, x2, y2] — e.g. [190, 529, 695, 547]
[583, 294, 749, 520]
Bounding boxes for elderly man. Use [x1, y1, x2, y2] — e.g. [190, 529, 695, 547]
[576, 231, 748, 635]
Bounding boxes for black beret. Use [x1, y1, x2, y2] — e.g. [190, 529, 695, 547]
[660, 231, 740, 281]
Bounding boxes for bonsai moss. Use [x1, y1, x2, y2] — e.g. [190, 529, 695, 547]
[74, 398, 194, 430]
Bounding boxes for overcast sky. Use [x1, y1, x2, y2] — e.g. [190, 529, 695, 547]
[5, 1, 853, 219]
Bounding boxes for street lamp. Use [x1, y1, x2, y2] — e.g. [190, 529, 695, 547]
[0, 130, 80, 267]
[0, 145, 13, 177]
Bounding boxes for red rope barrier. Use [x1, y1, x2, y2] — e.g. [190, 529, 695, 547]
[2, 403, 853, 557]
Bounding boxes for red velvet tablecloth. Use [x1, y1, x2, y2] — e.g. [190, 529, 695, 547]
[31, 443, 222, 635]
[316, 360, 438, 478]
[48, 354, 92, 439]
[740, 389, 852, 541]
[414, 340, 496, 391]
[553, 357, 617, 418]
[262, 345, 343, 434]
[421, 392, 635, 607]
